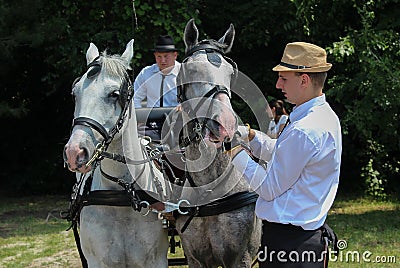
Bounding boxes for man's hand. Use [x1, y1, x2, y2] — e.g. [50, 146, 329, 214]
[236, 124, 256, 142]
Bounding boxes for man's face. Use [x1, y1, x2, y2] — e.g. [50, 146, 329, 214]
[275, 71, 304, 105]
[154, 51, 177, 71]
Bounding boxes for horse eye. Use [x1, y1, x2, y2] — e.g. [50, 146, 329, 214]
[109, 90, 120, 98]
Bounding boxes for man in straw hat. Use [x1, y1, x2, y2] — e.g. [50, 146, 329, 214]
[134, 35, 181, 140]
[228, 42, 341, 267]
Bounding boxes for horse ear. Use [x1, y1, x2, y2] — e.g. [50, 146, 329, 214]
[121, 39, 134, 70]
[218, 23, 235, 54]
[184, 18, 199, 53]
[86, 43, 100, 66]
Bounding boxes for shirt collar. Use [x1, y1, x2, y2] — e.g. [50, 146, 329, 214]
[290, 94, 326, 122]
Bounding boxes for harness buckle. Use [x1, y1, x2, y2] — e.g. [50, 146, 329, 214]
[86, 143, 105, 167]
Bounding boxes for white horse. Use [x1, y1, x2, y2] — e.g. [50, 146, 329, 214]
[174, 19, 262, 268]
[63, 40, 169, 267]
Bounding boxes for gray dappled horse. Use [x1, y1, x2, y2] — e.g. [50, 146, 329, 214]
[63, 40, 169, 267]
[174, 19, 262, 268]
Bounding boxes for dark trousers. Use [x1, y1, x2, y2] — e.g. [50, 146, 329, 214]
[259, 221, 328, 268]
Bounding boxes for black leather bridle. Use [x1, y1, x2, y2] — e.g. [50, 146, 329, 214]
[177, 40, 238, 147]
[69, 56, 134, 167]
[177, 40, 238, 105]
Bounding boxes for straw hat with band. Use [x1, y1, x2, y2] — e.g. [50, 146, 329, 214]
[152, 35, 179, 52]
[272, 42, 332, 73]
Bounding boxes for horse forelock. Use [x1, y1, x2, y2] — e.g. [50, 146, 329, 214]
[99, 51, 129, 82]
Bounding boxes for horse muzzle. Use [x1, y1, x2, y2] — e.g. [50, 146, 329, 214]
[204, 116, 237, 145]
[63, 129, 96, 173]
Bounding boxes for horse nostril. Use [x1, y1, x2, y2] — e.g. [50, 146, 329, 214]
[76, 147, 90, 166]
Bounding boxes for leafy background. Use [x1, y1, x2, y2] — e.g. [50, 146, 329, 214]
[0, 0, 399, 198]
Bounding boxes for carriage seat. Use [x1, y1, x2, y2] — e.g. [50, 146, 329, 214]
[135, 107, 182, 146]
[135, 107, 176, 125]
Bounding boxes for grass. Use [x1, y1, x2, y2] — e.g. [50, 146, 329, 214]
[0, 195, 80, 268]
[0, 195, 398, 267]
[327, 196, 400, 267]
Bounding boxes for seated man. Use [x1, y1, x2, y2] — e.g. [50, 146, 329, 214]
[134, 35, 181, 141]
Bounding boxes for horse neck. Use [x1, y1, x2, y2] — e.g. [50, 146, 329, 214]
[185, 142, 249, 196]
[92, 118, 145, 190]
[104, 116, 164, 194]
[88, 136, 128, 191]
[101, 136, 127, 176]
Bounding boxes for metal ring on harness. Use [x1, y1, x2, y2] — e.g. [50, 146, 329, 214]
[139, 201, 151, 216]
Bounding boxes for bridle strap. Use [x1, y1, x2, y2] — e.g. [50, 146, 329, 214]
[72, 117, 110, 140]
[177, 40, 238, 148]
[187, 85, 229, 118]
[184, 43, 225, 59]
[69, 57, 134, 167]
[179, 85, 231, 148]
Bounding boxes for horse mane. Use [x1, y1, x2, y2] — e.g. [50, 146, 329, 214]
[99, 51, 129, 81]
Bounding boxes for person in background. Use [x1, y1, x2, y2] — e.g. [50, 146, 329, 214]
[133, 35, 181, 140]
[229, 42, 341, 267]
[266, 99, 289, 138]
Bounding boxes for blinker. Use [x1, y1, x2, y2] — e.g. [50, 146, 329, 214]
[206, 51, 222, 67]
[86, 55, 102, 79]
[87, 64, 101, 79]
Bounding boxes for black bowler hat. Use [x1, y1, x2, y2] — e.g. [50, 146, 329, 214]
[152, 35, 178, 52]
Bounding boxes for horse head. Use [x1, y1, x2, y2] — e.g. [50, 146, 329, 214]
[178, 19, 238, 148]
[63, 40, 134, 173]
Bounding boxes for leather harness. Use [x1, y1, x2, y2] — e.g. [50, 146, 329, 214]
[63, 42, 258, 267]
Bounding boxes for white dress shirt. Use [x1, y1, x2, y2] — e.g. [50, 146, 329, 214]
[233, 94, 342, 230]
[133, 61, 181, 108]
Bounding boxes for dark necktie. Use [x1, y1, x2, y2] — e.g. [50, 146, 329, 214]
[277, 117, 290, 138]
[159, 74, 165, 107]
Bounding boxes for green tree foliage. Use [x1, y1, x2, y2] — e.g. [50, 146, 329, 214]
[1, 0, 399, 197]
[0, 0, 198, 195]
[325, 0, 400, 196]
